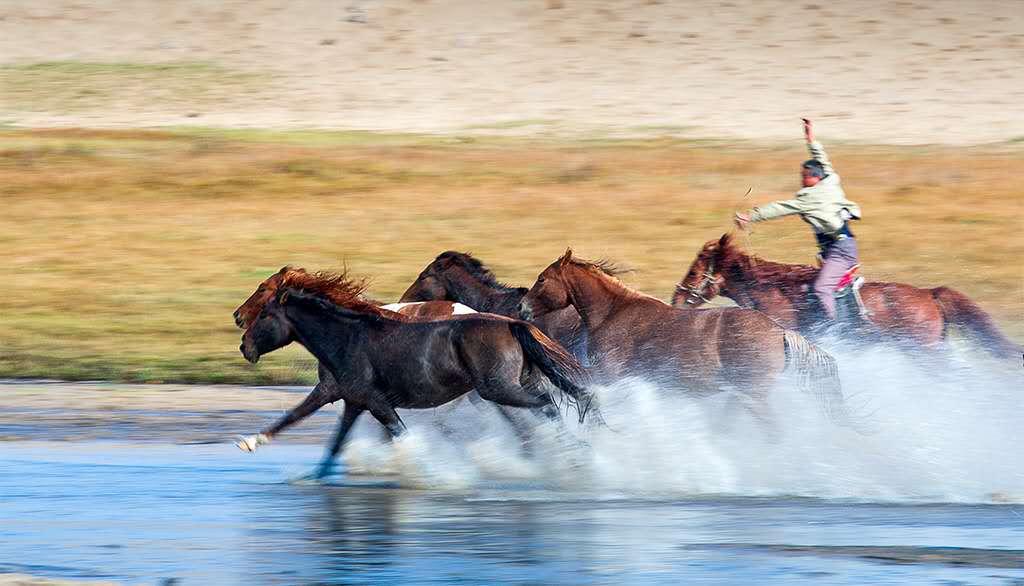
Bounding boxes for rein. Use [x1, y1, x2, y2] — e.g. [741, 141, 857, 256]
[677, 257, 720, 306]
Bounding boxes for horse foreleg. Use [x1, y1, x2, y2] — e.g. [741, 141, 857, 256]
[235, 383, 332, 452]
[312, 402, 364, 479]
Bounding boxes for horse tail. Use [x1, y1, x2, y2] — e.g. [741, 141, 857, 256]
[509, 321, 595, 424]
[782, 330, 852, 426]
[931, 286, 1021, 358]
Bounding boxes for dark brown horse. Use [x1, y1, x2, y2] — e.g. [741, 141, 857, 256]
[673, 233, 1021, 357]
[399, 251, 587, 359]
[233, 266, 567, 469]
[519, 249, 851, 429]
[236, 270, 595, 479]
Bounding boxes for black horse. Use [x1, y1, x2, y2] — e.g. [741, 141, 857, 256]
[236, 271, 596, 479]
[399, 251, 588, 361]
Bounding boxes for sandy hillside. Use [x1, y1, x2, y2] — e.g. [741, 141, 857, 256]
[1, 0, 1021, 144]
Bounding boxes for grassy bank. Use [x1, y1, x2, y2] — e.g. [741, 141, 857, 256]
[2, 128, 1021, 383]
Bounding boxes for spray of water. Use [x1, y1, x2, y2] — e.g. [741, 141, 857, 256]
[337, 345, 1021, 503]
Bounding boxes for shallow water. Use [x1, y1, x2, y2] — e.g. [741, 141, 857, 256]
[1, 442, 1023, 585]
[1, 348, 1022, 585]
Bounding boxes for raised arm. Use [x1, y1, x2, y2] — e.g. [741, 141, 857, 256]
[735, 197, 809, 228]
[803, 118, 834, 175]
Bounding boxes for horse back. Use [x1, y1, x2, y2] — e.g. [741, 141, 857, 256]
[859, 281, 944, 345]
[367, 319, 513, 406]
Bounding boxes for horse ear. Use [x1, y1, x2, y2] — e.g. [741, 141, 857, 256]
[559, 247, 573, 266]
[718, 233, 733, 248]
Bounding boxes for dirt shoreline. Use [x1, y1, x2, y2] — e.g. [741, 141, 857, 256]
[0, 380, 335, 444]
[1, 0, 1021, 145]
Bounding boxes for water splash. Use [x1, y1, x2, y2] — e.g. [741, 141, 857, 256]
[337, 346, 1022, 503]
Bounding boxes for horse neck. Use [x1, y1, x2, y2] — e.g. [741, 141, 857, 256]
[285, 303, 371, 373]
[444, 273, 522, 315]
[718, 252, 799, 308]
[563, 267, 635, 330]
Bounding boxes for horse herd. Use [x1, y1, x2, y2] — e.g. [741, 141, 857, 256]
[232, 235, 1019, 479]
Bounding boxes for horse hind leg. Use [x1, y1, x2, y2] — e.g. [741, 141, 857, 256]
[740, 395, 781, 443]
[717, 372, 781, 443]
[364, 396, 409, 440]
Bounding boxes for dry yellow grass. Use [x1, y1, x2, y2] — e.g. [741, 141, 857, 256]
[2, 129, 1021, 383]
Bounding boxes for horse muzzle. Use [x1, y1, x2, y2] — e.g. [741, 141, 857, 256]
[518, 300, 534, 321]
[240, 340, 260, 364]
[233, 309, 245, 329]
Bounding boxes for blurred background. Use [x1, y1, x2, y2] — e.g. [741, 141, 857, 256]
[2, 2, 1023, 585]
[2, 0, 1021, 385]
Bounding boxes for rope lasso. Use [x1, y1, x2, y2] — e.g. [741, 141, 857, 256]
[731, 187, 758, 268]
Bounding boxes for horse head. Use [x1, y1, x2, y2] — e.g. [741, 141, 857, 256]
[398, 252, 460, 302]
[673, 234, 731, 308]
[400, 251, 525, 311]
[240, 287, 297, 363]
[234, 266, 308, 329]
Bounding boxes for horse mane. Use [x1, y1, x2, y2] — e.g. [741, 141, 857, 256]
[576, 257, 630, 278]
[561, 253, 631, 278]
[279, 269, 389, 317]
[436, 251, 523, 292]
[716, 234, 817, 285]
[560, 253, 660, 303]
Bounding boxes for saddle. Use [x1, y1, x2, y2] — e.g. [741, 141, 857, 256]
[833, 264, 863, 294]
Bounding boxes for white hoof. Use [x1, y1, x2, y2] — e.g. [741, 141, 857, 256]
[235, 434, 269, 453]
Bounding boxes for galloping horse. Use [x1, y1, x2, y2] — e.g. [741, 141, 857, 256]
[233, 266, 568, 469]
[673, 233, 1021, 357]
[236, 270, 595, 478]
[519, 249, 851, 427]
[399, 251, 586, 359]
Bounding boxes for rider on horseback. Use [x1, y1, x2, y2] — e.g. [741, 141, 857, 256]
[734, 119, 862, 323]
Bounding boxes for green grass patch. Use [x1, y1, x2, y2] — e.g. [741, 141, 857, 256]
[0, 61, 262, 114]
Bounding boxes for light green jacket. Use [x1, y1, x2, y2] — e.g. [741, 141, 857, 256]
[748, 141, 862, 235]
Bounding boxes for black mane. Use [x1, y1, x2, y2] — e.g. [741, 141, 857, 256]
[435, 251, 524, 293]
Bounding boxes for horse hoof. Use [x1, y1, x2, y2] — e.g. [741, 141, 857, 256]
[235, 434, 268, 453]
[289, 465, 342, 485]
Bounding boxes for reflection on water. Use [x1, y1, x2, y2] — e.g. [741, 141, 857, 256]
[1, 443, 1022, 585]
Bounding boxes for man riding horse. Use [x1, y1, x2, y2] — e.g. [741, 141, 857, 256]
[734, 119, 862, 328]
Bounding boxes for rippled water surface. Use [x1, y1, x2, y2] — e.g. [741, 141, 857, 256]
[2, 349, 1022, 585]
[2, 442, 1023, 585]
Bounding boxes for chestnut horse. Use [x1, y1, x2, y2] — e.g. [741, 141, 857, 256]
[398, 251, 587, 360]
[234, 266, 473, 329]
[238, 271, 595, 478]
[673, 233, 1021, 357]
[519, 249, 851, 428]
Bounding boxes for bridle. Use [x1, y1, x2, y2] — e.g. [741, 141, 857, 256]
[676, 256, 719, 305]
